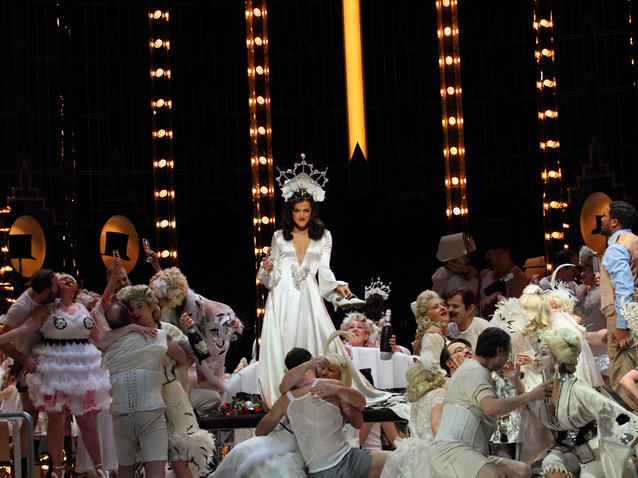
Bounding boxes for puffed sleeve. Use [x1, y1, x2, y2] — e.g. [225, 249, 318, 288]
[431, 266, 449, 298]
[257, 231, 282, 289]
[317, 230, 348, 299]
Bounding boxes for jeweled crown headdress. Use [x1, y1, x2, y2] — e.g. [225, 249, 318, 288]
[276, 154, 329, 203]
[365, 278, 391, 300]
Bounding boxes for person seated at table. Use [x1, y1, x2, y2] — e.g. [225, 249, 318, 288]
[340, 311, 409, 355]
[257, 338, 391, 478]
[339, 312, 405, 449]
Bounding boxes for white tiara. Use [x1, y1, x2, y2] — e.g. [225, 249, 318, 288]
[365, 278, 391, 300]
[276, 154, 329, 202]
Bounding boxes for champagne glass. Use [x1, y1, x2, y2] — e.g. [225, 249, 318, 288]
[592, 256, 601, 285]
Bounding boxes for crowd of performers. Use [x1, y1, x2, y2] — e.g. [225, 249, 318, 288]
[2, 155, 638, 478]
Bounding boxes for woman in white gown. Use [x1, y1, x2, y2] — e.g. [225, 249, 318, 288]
[257, 158, 354, 407]
[380, 356, 446, 478]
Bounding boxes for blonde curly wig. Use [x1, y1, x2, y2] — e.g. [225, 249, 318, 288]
[149, 267, 189, 309]
[405, 357, 446, 403]
[58, 273, 78, 300]
[340, 311, 375, 335]
[412, 290, 446, 355]
[117, 285, 161, 320]
[540, 328, 581, 374]
[323, 330, 353, 387]
[520, 289, 553, 337]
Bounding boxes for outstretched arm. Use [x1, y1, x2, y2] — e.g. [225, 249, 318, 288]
[0, 306, 48, 345]
[101, 258, 123, 309]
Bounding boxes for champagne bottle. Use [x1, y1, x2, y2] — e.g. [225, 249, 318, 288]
[379, 309, 393, 360]
[187, 325, 211, 364]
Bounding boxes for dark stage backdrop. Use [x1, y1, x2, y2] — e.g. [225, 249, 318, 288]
[0, 0, 636, 367]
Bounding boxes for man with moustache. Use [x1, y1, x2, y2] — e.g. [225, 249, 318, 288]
[0, 269, 59, 455]
[445, 288, 491, 351]
[600, 200, 638, 410]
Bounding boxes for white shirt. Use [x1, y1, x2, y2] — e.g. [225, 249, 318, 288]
[447, 317, 491, 351]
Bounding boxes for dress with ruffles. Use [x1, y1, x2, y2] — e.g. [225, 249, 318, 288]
[381, 387, 446, 478]
[28, 303, 111, 415]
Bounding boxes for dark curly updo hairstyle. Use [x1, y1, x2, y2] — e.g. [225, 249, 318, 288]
[280, 195, 325, 241]
[363, 294, 385, 324]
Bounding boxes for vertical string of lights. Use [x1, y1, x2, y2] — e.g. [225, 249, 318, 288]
[246, 1, 275, 344]
[534, 0, 566, 270]
[436, 0, 468, 233]
[149, 4, 178, 266]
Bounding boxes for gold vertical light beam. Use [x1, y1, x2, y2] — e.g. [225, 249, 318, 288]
[436, 0, 468, 233]
[342, 0, 367, 160]
[246, 0, 275, 345]
[534, 0, 565, 269]
[149, 3, 178, 266]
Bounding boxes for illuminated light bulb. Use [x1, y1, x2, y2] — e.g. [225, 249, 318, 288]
[171, 221, 176, 227]
[543, 79, 555, 87]
[262, 216, 270, 224]
[540, 19, 550, 27]
[563, 223, 570, 229]
[445, 179, 449, 186]
[155, 68, 164, 77]
[543, 203, 549, 210]
[259, 156, 267, 164]
[450, 147, 458, 155]
[444, 27, 452, 36]
[548, 170, 559, 178]
[541, 48, 552, 57]
[157, 129, 166, 137]
[260, 186, 268, 194]
[447, 86, 454, 95]
[445, 56, 453, 65]
[154, 10, 162, 19]
[451, 177, 459, 185]
[258, 127, 266, 135]
[252, 188, 257, 194]
[253, 8, 262, 16]
[256, 66, 264, 74]
[158, 159, 167, 167]
[551, 232, 563, 239]
[453, 207, 461, 215]
[540, 142, 546, 149]
[550, 201, 560, 209]
[263, 246, 270, 254]
[160, 220, 169, 228]
[442, 119, 446, 126]
[443, 0, 450, 6]
[449, 117, 456, 125]
[159, 189, 168, 198]
[545, 110, 556, 118]
[446, 209, 451, 216]
[257, 96, 265, 104]
[255, 37, 263, 46]
[154, 39, 163, 48]
[161, 250, 170, 258]
[156, 99, 165, 107]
